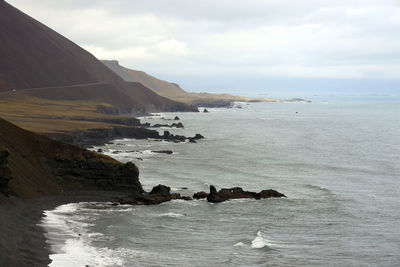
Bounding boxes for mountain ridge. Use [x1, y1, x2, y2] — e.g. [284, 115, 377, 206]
[0, 0, 196, 114]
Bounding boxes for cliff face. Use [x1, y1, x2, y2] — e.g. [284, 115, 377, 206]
[0, 117, 143, 199]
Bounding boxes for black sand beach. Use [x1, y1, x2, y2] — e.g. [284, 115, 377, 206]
[0, 191, 125, 267]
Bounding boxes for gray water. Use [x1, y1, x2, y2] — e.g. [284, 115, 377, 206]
[42, 96, 400, 266]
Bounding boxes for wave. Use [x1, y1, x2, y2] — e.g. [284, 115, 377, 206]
[251, 231, 277, 249]
[303, 184, 332, 194]
[157, 212, 186, 218]
[233, 242, 245, 247]
[40, 202, 140, 267]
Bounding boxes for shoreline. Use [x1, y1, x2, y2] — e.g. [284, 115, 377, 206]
[0, 191, 129, 267]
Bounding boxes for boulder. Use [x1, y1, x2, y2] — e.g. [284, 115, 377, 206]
[152, 150, 173, 155]
[174, 116, 180, 120]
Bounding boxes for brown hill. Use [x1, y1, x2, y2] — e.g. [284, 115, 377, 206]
[0, 0, 195, 113]
[0, 117, 144, 199]
[103, 60, 187, 98]
[102, 60, 281, 106]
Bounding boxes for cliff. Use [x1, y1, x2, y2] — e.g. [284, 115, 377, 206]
[0, 117, 143, 200]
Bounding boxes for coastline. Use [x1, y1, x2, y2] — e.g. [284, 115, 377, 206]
[0, 191, 128, 267]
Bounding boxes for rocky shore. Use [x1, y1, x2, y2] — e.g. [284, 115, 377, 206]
[47, 125, 204, 147]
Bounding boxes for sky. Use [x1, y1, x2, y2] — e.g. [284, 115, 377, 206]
[9, 0, 400, 96]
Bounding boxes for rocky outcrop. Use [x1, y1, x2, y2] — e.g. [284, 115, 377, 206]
[0, 148, 12, 196]
[118, 184, 191, 205]
[47, 127, 204, 148]
[151, 150, 173, 155]
[45, 154, 143, 193]
[152, 122, 184, 128]
[201, 185, 286, 203]
[188, 133, 205, 143]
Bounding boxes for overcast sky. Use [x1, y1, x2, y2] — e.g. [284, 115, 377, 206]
[9, 0, 400, 95]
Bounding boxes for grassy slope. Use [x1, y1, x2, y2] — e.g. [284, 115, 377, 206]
[0, 94, 131, 134]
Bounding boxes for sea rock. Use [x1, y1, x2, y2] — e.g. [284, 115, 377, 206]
[152, 122, 184, 128]
[174, 116, 180, 120]
[257, 189, 286, 199]
[119, 184, 191, 205]
[203, 185, 286, 203]
[203, 108, 209, 113]
[152, 150, 173, 155]
[188, 133, 205, 143]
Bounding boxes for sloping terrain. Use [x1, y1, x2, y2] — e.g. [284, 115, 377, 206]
[0, 117, 143, 199]
[102, 60, 282, 106]
[0, 0, 195, 114]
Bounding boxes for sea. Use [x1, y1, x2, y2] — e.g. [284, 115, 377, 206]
[40, 94, 400, 266]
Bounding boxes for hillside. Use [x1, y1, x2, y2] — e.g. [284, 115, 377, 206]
[0, 117, 143, 199]
[102, 60, 283, 106]
[0, 0, 195, 114]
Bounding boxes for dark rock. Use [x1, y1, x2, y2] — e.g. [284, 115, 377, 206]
[206, 185, 286, 203]
[97, 149, 103, 153]
[174, 116, 180, 120]
[193, 191, 208, 199]
[207, 185, 224, 203]
[47, 125, 200, 148]
[151, 150, 173, 155]
[188, 133, 205, 143]
[179, 196, 193, 201]
[152, 122, 184, 128]
[118, 184, 195, 205]
[0, 148, 12, 196]
[203, 108, 209, 113]
[163, 130, 171, 138]
[150, 184, 171, 196]
[257, 189, 286, 199]
[172, 122, 184, 128]
[193, 134, 204, 140]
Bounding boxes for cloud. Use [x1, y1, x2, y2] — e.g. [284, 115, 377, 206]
[8, 0, 400, 82]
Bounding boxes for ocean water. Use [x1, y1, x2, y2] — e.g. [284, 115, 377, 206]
[41, 96, 400, 266]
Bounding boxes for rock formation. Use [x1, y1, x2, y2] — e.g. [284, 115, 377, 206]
[119, 184, 192, 205]
[196, 185, 286, 203]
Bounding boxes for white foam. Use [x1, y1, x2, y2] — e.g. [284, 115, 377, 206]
[40, 202, 136, 267]
[157, 212, 186, 218]
[251, 231, 273, 249]
[234, 242, 245, 247]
